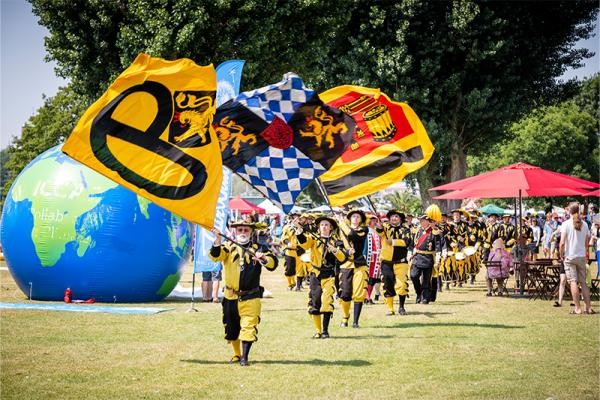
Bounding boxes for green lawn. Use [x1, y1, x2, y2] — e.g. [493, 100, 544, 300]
[1, 262, 598, 400]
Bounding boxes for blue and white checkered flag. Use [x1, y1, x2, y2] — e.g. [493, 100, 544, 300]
[237, 147, 326, 213]
[236, 73, 315, 124]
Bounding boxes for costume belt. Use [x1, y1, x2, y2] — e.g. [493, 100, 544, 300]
[415, 250, 436, 255]
[225, 285, 261, 297]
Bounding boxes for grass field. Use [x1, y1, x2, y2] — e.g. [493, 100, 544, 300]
[1, 260, 599, 400]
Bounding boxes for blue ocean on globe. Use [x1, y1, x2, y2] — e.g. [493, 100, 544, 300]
[0, 145, 193, 302]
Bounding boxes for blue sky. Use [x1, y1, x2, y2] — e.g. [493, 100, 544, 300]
[1, 1, 598, 150]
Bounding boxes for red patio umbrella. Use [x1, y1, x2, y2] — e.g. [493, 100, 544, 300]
[228, 196, 266, 214]
[584, 188, 600, 197]
[431, 162, 599, 194]
[433, 186, 590, 200]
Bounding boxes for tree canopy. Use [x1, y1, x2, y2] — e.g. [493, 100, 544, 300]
[18, 0, 600, 208]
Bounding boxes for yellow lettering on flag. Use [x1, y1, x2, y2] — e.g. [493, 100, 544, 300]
[319, 86, 434, 206]
[62, 53, 221, 229]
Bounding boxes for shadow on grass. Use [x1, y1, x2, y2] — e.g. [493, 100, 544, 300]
[434, 300, 477, 305]
[182, 358, 371, 366]
[402, 311, 454, 317]
[371, 322, 525, 329]
[326, 334, 395, 339]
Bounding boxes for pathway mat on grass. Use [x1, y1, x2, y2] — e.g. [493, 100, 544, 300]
[0, 302, 174, 314]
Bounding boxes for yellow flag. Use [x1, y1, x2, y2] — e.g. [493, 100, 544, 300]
[63, 53, 221, 229]
[318, 86, 434, 206]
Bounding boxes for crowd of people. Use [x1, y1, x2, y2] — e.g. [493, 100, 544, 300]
[204, 201, 599, 366]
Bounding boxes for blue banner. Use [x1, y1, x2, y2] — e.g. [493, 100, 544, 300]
[194, 60, 245, 273]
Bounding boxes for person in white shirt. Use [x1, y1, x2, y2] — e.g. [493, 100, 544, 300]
[559, 203, 594, 315]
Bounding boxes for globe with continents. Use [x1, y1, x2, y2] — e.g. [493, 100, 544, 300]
[0, 145, 193, 302]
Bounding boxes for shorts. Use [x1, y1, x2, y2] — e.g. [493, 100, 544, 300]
[202, 270, 222, 282]
[563, 257, 587, 283]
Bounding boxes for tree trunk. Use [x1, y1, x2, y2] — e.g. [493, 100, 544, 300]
[446, 141, 467, 211]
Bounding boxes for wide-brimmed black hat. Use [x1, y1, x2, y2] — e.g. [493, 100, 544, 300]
[386, 210, 406, 220]
[230, 220, 257, 229]
[346, 209, 367, 224]
[315, 215, 338, 231]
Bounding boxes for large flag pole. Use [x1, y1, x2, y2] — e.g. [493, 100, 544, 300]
[191, 60, 245, 311]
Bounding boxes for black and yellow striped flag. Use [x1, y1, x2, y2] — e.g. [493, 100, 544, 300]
[63, 53, 221, 229]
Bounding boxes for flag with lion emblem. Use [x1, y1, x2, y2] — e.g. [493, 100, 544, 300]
[62, 53, 222, 229]
[214, 73, 354, 213]
[318, 86, 434, 206]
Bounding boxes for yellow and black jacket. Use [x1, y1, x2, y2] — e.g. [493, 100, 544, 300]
[297, 233, 346, 278]
[377, 223, 413, 263]
[209, 242, 277, 301]
[497, 222, 516, 248]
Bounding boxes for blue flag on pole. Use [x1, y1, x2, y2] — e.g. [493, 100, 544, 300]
[194, 60, 245, 273]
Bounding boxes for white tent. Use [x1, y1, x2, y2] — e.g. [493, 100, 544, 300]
[257, 199, 283, 214]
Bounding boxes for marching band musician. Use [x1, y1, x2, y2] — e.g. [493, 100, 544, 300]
[437, 212, 453, 291]
[482, 212, 501, 262]
[281, 213, 302, 291]
[336, 209, 369, 328]
[497, 213, 517, 251]
[365, 215, 382, 304]
[448, 209, 469, 287]
[296, 215, 347, 338]
[409, 211, 444, 305]
[377, 210, 413, 316]
[209, 220, 278, 366]
[465, 212, 484, 286]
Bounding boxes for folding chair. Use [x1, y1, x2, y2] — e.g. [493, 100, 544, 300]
[483, 261, 508, 295]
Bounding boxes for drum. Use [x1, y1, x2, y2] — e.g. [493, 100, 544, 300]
[300, 250, 311, 263]
[455, 251, 466, 261]
[463, 246, 477, 256]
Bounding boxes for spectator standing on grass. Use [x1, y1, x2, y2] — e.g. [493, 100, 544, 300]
[559, 203, 594, 315]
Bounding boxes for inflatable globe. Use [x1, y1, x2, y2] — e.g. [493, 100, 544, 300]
[0, 145, 193, 302]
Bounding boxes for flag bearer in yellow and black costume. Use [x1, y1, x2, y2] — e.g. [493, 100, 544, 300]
[296, 216, 347, 338]
[281, 213, 302, 291]
[409, 210, 443, 304]
[448, 209, 470, 287]
[209, 220, 278, 366]
[336, 209, 369, 328]
[465, 212, 485, 286]
[377, 210, 413, 316]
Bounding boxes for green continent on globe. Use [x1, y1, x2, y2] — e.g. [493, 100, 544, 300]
[167, 214, 189, 259]
[11, 151, 117, 267]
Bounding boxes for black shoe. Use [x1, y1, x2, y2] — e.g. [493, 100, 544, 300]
[458, 283, 463, 288]
[486, 292, 492, 297]
[445, 282, 450, 290]
[321, 332, 330, 339]
[416, 296, 422, 304]
[374, 295, 380, 301]
[352, 323, 359, 328]
[421, 299, 429, 304]
[399, 308, 407, 315]
[240, 341, 252, 366]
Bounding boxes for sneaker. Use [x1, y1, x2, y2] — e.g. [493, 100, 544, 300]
[321, 332, 330, 339]
[352, 323, 359, 328]
[240, 358, 249, 366]
[340, 320, 348, 327]
[398, 308, 407, 315]
[312, 333, 322, 339]
[421, 300, 429, 304]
